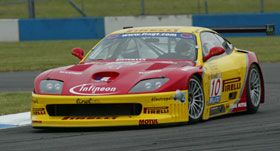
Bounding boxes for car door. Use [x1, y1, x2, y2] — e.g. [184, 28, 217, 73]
[201, 32, 247, 115]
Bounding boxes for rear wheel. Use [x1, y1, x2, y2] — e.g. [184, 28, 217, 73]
[188, 76, 205, 123]
[246, 64, 262, 113]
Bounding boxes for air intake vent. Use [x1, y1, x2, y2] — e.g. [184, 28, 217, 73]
[46, 103, 142, 116]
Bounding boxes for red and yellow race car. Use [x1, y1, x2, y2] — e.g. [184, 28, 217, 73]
[31, 26, 264, 128]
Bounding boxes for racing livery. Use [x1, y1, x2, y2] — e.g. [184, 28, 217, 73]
[31, 26, 265, 128]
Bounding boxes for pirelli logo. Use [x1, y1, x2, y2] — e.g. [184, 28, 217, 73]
[143, 106, 169, 114]
[222, 77, 241, 92]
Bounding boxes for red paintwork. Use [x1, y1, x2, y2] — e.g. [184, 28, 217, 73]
[71, 48, 85, 60]
[67, 64, 92, 71]
[34, 59, 201, 95]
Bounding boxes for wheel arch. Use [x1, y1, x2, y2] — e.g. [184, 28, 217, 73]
[250, 62, 265, 104]
[246, 51, 265, 104]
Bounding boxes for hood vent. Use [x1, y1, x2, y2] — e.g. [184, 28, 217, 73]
[92, 72, 119, 82]
[66, 64, 92, 72]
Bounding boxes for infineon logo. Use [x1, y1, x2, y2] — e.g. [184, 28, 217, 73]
[69, 83, 117, 95]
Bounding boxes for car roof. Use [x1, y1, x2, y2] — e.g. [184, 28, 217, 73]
[110, 26, 215, 35]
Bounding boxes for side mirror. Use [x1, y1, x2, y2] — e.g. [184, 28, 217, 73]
[71, 48, 84, 60]
[203, 47, 225, 62]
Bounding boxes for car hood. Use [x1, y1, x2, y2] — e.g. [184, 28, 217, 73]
[34, 60, 197, 95]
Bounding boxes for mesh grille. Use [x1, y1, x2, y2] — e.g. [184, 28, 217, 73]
[46, 103, 142, 116]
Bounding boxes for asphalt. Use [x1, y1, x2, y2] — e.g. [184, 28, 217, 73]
[0, 71, 40, 92]
[0, 63, 280, 151]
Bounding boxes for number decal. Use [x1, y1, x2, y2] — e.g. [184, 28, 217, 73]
[209, 78, 222, 104]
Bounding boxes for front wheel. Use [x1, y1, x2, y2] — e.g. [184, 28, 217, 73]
[246, 64, 262, 113]
[188, 76, 205, 124]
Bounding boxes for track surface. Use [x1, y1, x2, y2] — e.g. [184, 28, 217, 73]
[0, 71, 39, 91]
[0, 63, 280, 151]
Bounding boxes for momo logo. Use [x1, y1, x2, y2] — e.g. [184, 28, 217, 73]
[139, 119, 158, 125]
[69, 83, 117, 95]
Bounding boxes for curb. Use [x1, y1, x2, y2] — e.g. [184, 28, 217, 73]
[0, 112, 31, 129]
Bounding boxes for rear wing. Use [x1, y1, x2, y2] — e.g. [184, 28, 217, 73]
[211, 24, 275, 35]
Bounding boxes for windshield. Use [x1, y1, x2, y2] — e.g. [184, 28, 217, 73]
[85, 32, 197, 62]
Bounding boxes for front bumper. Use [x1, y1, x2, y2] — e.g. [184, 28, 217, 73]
[31, 91, 189, 128]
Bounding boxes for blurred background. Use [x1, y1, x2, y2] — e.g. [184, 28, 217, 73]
[0, 0, 280, 18]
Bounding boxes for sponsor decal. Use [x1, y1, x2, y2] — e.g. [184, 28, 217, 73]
[139, 70, 161, 75]
[231, 102, 247, 109]
[118, 32, 195, 40]
[121, 33, 178, 38]
[139, 119, 158, 125]
[69, 83, 117, 95]
[209, 76, 222, 104]
[32, 108, 46, 115]
[62, 116, 118, 120]
[238, 102, 247, 108]
[116, 58, 146, 61]
[151, 96, 172, 102]
[143, 106, 169, 114]
[76, 98, 99, 104]
[222, 77, 241, 92]
[127, 28, 179, 33]
[210, 105, 225, 116]
[109, 31, 195, 40]
[59, 70, 82, 75]
[32, 120, 42, 124]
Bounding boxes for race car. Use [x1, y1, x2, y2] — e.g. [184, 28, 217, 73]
[31, 26, 265, 128]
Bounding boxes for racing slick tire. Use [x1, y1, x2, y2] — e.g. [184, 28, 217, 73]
[246, 64, 262, 114]
[188, 76, 205, 124]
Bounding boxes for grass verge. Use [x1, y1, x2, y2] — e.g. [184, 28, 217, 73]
[0, 40, 97, 72]
[0, 92, 31, 115]
[229, 36, 280, 62]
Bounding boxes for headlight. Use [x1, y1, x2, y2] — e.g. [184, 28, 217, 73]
[40, 80, 63, 94]
[130, 78, 169, 93]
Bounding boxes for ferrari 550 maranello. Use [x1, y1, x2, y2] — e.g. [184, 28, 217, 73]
[31, 26, 265, 128]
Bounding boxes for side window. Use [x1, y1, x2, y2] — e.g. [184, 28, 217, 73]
[214, 34, 233, 54]
[201, 32, 223, 56]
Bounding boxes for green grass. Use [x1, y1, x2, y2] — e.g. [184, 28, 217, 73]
[0, 37, 279, 72]
[0, 40, 97, 71]
[0, 92, 31, 115]
[229, 37, 280, 62]
[0, 0, 279, 19]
